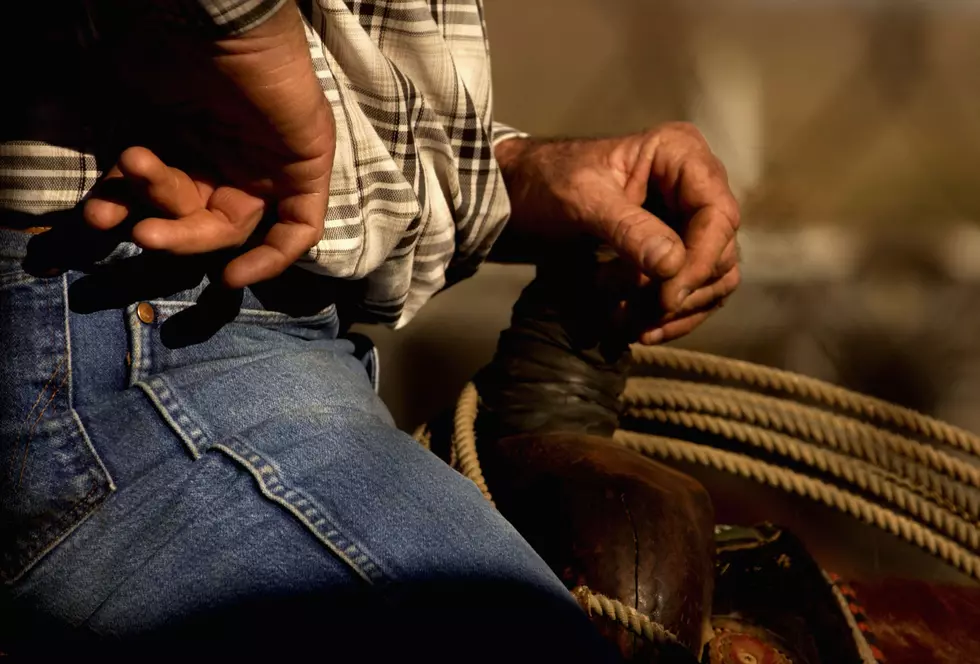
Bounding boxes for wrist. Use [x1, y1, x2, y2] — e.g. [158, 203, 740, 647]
[495, 137, 590, 241]
[488, 137, 564, 263]
[494, 136, 532, 181]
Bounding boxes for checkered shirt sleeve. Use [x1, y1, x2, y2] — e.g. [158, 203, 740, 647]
[1, 0, 523, 327]
[195, 0, 290, 35]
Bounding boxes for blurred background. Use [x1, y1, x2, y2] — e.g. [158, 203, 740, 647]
[356, 0, 980, 442]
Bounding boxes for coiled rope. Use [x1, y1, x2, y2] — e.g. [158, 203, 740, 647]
[425, 346, 980, 587]
[631, 346, 980, 459]
[452, 383, 494, 507]
[615, 430, 980, 580]
[623, 378, 980, 493]
[620, 410, 979, 548]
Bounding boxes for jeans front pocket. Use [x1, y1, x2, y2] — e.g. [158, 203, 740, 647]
[1, 254, 114, 584]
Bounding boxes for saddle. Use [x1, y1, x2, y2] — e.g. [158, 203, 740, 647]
[420, 246, 980, 663]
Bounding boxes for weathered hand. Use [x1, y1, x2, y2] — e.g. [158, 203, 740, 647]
[85, 1, 335, 288]
[85, 146, 267, 259]
[498, 122, 740, 344]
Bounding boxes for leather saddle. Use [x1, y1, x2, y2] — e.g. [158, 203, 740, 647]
[431, 246, 980, 663]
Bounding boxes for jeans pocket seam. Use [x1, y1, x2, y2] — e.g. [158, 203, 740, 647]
[132, 376, 384, 584]
[212, 437, 389, 587]
[146, 301, 339, 329]
[135, 376, 212, 460]
[2, 412, 115, 585]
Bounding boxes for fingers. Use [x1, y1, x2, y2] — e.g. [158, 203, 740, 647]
[602, 203, 687, 281]
[111, 181, 321, 289]
[83, 165, 131, 230]
[647, 123, 741, 310]
[85, 148, 325, 289]
[645, 309, 713, 345]
[660, 205, 738, 310]
[675, 263, 740, 314]
[131, 186, 265, 255]
[633, 264, 740, 345]
[221, 217, 322, 289]
[716, 237, 739, 277]
[658, 206, 738, 317]
[85, 150, 268, 272]
[220, 185, 327, 288]
[117, 146, 206, 218]
[652, 124, 739, 227]
[637, 300, 721, 345]
[84, 147, 210, 231]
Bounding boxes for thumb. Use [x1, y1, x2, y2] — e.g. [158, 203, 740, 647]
[598, 199, 686, 282]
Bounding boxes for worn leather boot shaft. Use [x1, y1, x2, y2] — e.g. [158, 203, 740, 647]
[480, 432, 715, 661]
[474, 245, 715, 662]
[475, 244, 633, 440]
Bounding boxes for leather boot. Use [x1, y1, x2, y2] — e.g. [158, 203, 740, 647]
[473, 245, 715, 662]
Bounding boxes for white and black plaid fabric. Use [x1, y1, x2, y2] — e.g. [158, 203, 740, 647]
[1, 0, 523, 326]
[196, 0, 291, 34]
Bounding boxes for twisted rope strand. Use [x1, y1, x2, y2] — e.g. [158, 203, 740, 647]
[412, 422, 432, 450]
[623, 392, 980, 523]
[614, 430, 980, 581]
[622, 408, 979, 549]
[572, 586, 680, 645]
[452, 383, 495, 506]
[624, 377, 980, 496]
[620, 414, 977, 530]
[631, 346, 980, 459]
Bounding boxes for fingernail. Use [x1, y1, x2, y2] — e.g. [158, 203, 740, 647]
[675, 288, 691, 309]
[644, 328, 664, 345]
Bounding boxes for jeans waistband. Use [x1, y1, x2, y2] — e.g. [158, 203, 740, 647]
[1, 226, 358, 399]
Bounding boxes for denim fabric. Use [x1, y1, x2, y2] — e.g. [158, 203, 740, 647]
[0, 228, 618, 662]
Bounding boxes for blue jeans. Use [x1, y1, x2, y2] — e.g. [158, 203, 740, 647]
[0, 227, 618, 662]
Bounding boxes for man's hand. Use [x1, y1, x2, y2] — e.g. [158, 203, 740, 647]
[85, 1, 335, 289]
[497, 123, 740, 344]
[85, 146, 267, 258]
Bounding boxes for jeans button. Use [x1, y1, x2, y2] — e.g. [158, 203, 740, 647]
[137, 302, 156, 324]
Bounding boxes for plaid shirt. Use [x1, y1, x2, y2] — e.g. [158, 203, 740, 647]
[1, 0, 523, 327]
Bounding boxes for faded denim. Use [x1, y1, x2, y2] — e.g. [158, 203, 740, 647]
[0, 227, 618, 662]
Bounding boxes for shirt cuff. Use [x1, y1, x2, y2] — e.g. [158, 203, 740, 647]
[195, 0, 289, 36]
[491, 121, 529, 148]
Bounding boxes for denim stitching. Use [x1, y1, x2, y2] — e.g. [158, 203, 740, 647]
[72, 409, 116, 492]
[134, 377, 209, 460]
[17, 357, 66, 434]
[17, 370, 69, 487]
[2, 249, 115, 585]
[122, 296, 379, 583]
[8, 355, 66, 482]
[212, 437, 387, 585]
[127, 304, 152, 385]
[148, 300, 339, 328]
[61, 276, 73, 406]
[3, 421, 113, 585]
[126, 304, 141, 387]
[4, 481, 103, 585]
[369, 346, 380, 394]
